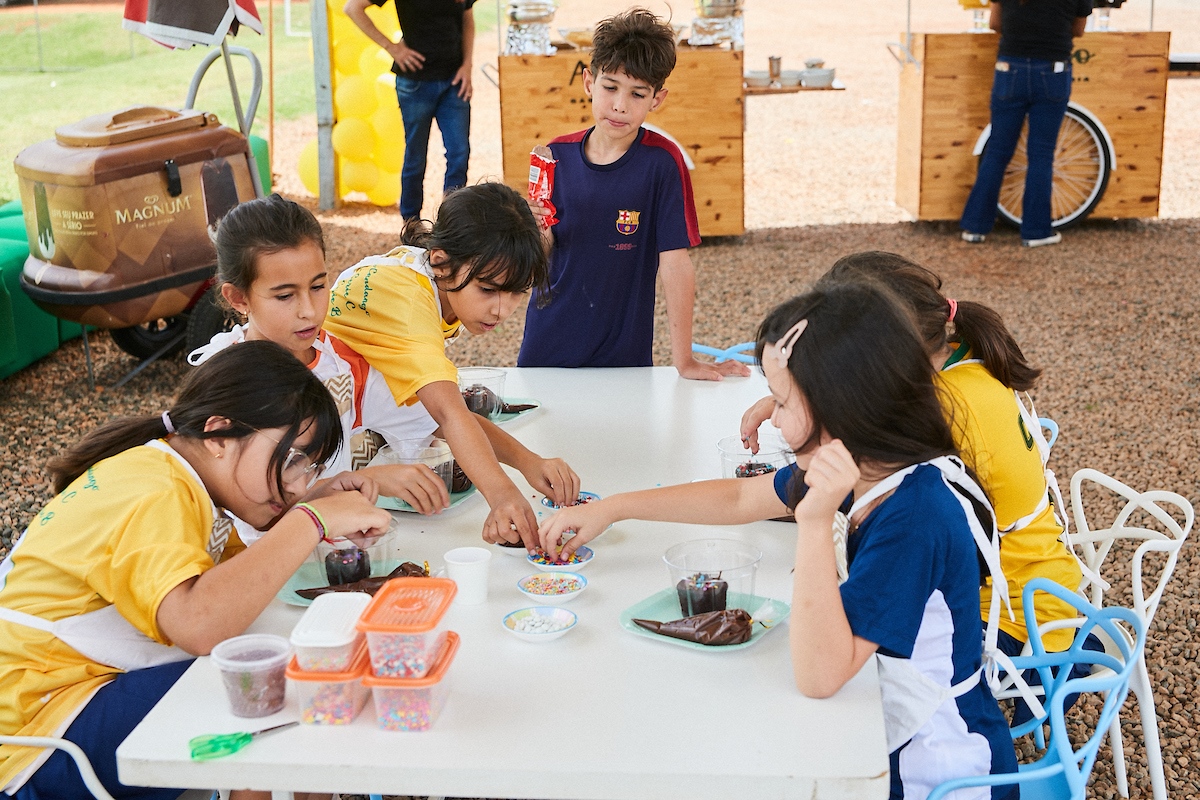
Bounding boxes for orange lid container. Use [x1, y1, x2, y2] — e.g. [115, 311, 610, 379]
[361, 631, 461, 689]
[356, 577, 457, 634]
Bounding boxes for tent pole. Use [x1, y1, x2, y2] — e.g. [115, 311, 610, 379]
[311, 0, 338, 210]
[268, 0, 275, 180]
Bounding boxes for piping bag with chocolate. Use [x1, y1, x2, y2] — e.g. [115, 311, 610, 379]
[528, 145, 558, 227]
[296, 561, 429, 600]
[633, 609, 754, 646]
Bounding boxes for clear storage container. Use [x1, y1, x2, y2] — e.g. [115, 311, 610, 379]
[290, 592, 372, 672]
[357, 577, 457, 678]
[285, 641, 371, 725]
[362, 632, 460, 731]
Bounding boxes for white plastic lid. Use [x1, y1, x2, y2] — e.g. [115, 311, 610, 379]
[290, 592, 372, 649]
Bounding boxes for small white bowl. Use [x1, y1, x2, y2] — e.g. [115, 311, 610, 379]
[743, 70, 770, 88]
[517, 571, 587, 605]
[527, 545, 594, 572]
[492, 540, 530, 558]
[541, 491, 601, 510]
[503, 606, 578, 643]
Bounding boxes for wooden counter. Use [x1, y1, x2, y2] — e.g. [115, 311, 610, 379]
[499, 48, 745, 236]
[896, 31, 1170, 221]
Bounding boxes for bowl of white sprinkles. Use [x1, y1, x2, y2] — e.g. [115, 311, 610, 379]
[502, 607, 578, 643]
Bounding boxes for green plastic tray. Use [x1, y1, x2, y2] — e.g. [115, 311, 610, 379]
[619, 588, 790, 652]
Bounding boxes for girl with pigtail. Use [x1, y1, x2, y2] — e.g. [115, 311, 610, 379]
[742, 251, 1083, 686]
[0, 341, 389, 800]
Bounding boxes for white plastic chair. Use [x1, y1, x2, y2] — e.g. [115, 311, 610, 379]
[1068, 468, 1194, 800]
[0, 736, 116, 800]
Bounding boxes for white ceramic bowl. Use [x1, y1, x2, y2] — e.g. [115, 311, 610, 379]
[502, 606, 578, 642]
[527, 545, 594, 572]
[540, 491, 601, 510]
[517, 571, 587, 605]
[801, 67, 836, 88]
[743, 71, 770, 87]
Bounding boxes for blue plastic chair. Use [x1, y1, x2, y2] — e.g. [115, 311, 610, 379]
[928, 578, 1145, 800]
[1039, 417, 1059, 450]
[691, 341, 757, 365]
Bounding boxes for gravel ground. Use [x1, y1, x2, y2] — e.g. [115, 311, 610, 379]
[2, 1, 1199, 798]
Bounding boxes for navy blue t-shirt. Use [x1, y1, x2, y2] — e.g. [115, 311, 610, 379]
[517, 127, 700, 368]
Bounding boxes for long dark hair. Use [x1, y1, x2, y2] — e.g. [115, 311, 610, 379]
[48, 341, 342, 496]
[821, 251, 1041, 391]
[755, 282, 958, 474]
[400, 182, 548, 298]
[214, 193, 326, 309]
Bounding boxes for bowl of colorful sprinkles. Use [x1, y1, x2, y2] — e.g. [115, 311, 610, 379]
[541, 491, 601, 510]
[526, 545, 594, 572]
[517, 572, 587, 605]
[503, 606, 578, 642]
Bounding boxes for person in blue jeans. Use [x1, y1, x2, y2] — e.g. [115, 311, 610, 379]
[346, 0, 475, 220]
[960, 0, 1092, 248]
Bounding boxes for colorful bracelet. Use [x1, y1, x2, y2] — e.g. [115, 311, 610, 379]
[293, 502, 332, 544]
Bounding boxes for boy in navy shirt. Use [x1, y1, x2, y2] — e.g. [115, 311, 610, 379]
[519, 8, 749, 381]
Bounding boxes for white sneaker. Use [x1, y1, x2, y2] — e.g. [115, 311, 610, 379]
[961, 231, 986, 243]
[1022, 233, 1062, 248]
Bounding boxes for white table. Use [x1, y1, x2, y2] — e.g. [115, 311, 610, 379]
[117, 368, 889, 799]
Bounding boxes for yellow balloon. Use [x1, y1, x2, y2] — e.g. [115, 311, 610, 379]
[329, 10, 357, 43]
[375, 72, 398, 107]
[373, 141, 404, 173]
[298, 138, 320, 196]
[340, 158, 380, 195]
[359, 46, 393, 79]
[331, 118, 376, 162]
[365, 3, 400, 38]
[335, 75, 378, 119]
[370, 106, 405, 145]
[366, 171, 401, 207]
[333, 36, 368, 76]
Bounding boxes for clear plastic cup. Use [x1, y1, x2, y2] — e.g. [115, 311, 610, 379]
[458, 367, 507, 420]
[375, 437, 454, 494]
[717, 434, 793, 479]
[210, 633, 291, 717]
[663, 539, 762, 616]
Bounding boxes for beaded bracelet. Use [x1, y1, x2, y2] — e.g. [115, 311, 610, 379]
[292, 502, 333, 544]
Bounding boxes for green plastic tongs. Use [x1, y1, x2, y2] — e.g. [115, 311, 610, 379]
[188, 722, 298, 761]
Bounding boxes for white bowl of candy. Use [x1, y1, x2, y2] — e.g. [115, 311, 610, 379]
[526, 545, 594, 572]
[517, 571, 587, 605]
[540, 490, 601, 510]
[502, 606, 578, 643]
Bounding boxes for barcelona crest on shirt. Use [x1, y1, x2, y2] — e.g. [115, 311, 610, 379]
[615, 209, 641, 235]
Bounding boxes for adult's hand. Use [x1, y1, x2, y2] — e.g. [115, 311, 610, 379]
[387, 39, 426, 72]
[452, 63, 473, 100]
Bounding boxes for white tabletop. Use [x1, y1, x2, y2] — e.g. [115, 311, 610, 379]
[117, 368, 889, 798]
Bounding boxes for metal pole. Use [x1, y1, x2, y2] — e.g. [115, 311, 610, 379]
[268, 0, 275, 181]
[221, 38, 248, 135]
[311, 0, 338, 209]
[33, 0, 44, 72]
[1148, 0, 1155, 31]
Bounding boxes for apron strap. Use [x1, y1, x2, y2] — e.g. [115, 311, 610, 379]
[0, 605, 54, 633]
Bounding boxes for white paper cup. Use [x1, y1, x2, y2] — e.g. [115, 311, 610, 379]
[443, 546, 492, 605]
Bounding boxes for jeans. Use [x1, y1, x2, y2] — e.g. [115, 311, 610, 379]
[395, 74, 471, 220]
[960, 58, 1072, 241]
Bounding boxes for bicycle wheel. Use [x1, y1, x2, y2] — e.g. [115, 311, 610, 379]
[994, 106, 1112, 230]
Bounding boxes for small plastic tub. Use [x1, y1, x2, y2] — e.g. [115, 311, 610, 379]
[357, 577, 457, 679]
[210, 633, 291, 718]
[363, 632, 460, 731]
[286, 641, 371, 725]
[290, 592, 372, 672]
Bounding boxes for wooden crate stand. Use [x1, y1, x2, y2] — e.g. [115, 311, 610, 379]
[498, 48, 745, 236]
[896, 31, 1170, 221]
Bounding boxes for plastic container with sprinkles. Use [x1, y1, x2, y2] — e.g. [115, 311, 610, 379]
[285, 641, 371, 725]
[362, 632, 460, 731]
[356, 577, 457, 678]
[290, 591, 371, 672]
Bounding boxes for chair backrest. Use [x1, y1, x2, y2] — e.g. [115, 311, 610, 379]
[1069, 468, 1194, 622]
[929, 579, 1146, 800]
[0, 735, 117, 800]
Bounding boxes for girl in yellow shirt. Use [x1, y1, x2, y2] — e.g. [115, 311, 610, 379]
[0, 342, 388, 800]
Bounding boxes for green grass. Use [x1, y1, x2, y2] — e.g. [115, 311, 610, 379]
[0, 2, 496, 205]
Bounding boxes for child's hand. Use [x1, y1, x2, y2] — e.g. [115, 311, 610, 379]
[538, 501, 611, 561]
[481, 488, 540, 549]
[675, 356, 752, 382]
[307, 491, 392, 543]
[521, 457, 581, 510]
[364, 464, 450, 515]
[739, 396, 775, 454]
[305, 471, 380, 504]
[797, 440, 859, 521]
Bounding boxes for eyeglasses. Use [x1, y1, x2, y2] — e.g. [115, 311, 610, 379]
[254, 430, 325, 489]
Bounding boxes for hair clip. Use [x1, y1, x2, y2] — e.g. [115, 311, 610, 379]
[771, 318, 808, 368]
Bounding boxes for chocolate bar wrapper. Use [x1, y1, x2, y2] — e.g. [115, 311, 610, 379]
[633, 609, 753, 646]
[528, 146, 559, 227]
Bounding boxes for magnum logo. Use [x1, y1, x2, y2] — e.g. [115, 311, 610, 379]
[114, 193, 193, 225]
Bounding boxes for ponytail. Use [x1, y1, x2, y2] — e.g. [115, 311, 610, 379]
[48, 341, 342, 495]
[820, 251, 1041, 391]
